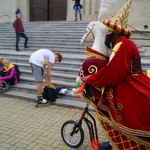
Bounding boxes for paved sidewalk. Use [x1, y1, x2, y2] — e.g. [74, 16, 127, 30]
[0, 96, 107, 150]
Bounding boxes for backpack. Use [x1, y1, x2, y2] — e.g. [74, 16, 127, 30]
[43, 86, 58, 102]
[14, 64, 21, 82]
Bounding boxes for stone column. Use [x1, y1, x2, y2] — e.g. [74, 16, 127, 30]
[84, 0, 90, 16]
[66, 0, 75, 21]
[91, 0, 96, 20]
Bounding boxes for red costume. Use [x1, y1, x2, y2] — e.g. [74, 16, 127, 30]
[79, 0, 150, 149]
[85, 37, 150, 137]
[86, 37, 150, 137]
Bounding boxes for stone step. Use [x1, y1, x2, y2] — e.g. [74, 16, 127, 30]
[20, 69, 78, 81]
[0, 42, 84, 48]
[0, 48, 85, 54]
[15, 61, 82, 69]
[132, 39, 150, 47]
[0, 21, 150, 105]
[0, 20, 71, 28]
[0, 50, 86, 60]
[0, 31, 85, 35]
[4, 82, 78, 101]
[19, 76, 75, 88]
[2, 90, 88, 109]
[0, 37, 83, 41]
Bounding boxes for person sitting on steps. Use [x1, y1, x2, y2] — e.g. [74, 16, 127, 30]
[0, 58, 19, 89]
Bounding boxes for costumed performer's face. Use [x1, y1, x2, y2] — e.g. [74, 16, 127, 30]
[105, 32, 115, 49]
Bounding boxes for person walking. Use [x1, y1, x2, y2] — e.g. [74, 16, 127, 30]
[29, 49, 62, 104]
[72, 0, 82, 21]
[13, 13, 29, 51]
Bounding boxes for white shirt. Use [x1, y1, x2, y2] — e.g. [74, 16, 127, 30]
[29, 49, 55, 67]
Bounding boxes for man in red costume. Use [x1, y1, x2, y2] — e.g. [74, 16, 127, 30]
[82, 0, 150, 149]
[84, 30, 150, 137]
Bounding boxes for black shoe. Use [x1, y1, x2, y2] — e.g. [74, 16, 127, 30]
[16, 49, 21, 51]
[24, 46, 29, 48]
[1, 84, 11, 93]
[100, 142, 112, 150]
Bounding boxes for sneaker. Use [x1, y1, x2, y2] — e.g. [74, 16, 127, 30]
[100, 141, 112, 149]
[40, 98, 47, 104]
[37, 96, 47, 104]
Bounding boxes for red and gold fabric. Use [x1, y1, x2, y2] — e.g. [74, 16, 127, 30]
[79, 46, 108, 107]
[82, 37, 150, 149]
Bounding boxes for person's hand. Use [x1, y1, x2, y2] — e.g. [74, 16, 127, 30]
[50, 84, 55, 89]
[46, 83, 55, 89]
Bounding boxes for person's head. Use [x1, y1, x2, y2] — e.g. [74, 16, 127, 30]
[105, 31, 121, 49]
[17, 13, 21, 19]
[3, 58, 10, 68]
[54, 53, 62, 63]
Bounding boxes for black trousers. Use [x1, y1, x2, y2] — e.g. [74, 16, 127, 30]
[16, 33, 28, 50]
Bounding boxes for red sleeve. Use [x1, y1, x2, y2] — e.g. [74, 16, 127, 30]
[86, 43, 131, 87]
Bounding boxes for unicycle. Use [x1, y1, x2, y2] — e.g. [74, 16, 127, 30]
[61, 103, 100, 150]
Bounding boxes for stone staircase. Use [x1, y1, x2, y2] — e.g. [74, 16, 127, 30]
[0, 21, 89, 107]
[0, 21, 150, 107]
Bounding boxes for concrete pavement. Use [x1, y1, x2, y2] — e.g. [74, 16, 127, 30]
[0, 96, 107, 150]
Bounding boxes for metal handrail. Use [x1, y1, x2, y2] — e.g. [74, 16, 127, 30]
[0, 15, 11, 19]
[128, 24, 150, 39]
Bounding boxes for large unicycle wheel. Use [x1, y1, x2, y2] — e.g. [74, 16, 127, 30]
[61, 120, 84, 148]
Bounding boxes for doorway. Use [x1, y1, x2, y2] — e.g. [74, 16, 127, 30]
[30, 0, 67, 21]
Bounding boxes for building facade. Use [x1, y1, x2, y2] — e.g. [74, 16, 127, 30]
[0, 0, 149, 30]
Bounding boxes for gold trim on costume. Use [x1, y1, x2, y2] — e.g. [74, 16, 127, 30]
[112, 42, 122, 53]
[85, 46, 109, 60]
